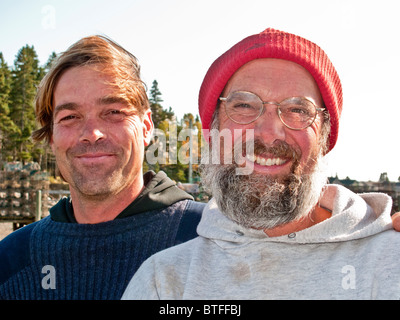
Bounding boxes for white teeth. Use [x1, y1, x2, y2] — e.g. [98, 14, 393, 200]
[246, 154, 255, 162]
[246, 154, 286, 167]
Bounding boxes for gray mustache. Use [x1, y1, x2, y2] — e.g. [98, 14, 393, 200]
[247, 139, 301, 161]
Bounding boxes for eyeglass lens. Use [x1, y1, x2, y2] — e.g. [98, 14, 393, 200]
[224, 91, 317, 129]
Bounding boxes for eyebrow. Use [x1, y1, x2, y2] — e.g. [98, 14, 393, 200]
[53, 102, 78, 118]
[53, 96, 130, 117]
[97, 96, 129, 106]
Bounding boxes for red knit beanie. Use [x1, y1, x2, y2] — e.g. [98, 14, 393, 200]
[199, 28, 343, 152]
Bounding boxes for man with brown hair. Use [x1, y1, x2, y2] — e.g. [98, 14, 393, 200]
[0, 35, 204, 300]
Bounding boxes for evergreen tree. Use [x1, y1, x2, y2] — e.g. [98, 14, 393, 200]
[0, 52, 20, 162]
[0, 53, 12, 114]
[149, 80, 164, 128]
[148, 80, 174, 128]
[8, 45, 44, 162]
[44, 51, 57, 73]
[149, 79, 163, 104]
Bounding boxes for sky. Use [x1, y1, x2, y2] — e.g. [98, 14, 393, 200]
[1, 0, 399, 182]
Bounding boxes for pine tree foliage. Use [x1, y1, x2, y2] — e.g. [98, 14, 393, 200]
[0, 52, 20, 162]
[0, 46, 56, 164]
[8, 45, 43, 160]
[149, 80, 174, 128]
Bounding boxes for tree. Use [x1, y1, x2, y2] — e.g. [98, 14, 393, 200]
[0, 53, 12, 114]
[148, 80, 174, 128]
[149, 79, 163, 105]
[44, 51, 57, 73]
[8, 45, 44, 162]
[149, 80, 164, 128]
[0, 52, 20, 162]
[379, 172, 389, 183]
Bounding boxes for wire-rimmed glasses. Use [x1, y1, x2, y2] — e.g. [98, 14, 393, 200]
[219, 91, 324, 130]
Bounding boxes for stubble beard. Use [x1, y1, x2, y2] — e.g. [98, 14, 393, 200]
[69, 164, 123, 200]
[60, 141, 132, 201]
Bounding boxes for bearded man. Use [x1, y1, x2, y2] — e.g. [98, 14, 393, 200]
[122, 28, 400, 299]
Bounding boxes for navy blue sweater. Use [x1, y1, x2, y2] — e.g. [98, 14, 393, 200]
[0, 172, 204, 300]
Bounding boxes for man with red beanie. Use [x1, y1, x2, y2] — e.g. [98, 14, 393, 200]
[123, 29, 400, 299]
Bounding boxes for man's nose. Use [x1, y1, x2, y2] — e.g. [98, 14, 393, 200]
[79, 118, 106, 144]
[253, 106, 286, 145]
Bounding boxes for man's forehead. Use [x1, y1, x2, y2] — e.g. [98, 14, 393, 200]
[53, 66, 129, 106]
[223, 58, 321, 100]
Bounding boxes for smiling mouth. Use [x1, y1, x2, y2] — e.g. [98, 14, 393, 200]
[245, 154, 288, 167]
[77, 153, 113, 158]
[75, 153, 116, 164]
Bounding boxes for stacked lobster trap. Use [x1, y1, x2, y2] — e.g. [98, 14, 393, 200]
[0, 162, 49, 230]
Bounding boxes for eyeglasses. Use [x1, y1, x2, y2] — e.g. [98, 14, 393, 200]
[219, 91, 325, 130]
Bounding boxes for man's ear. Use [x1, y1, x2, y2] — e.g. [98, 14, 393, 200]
[142, 109, 154, 147]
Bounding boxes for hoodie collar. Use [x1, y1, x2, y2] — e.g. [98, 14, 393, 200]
[197, 184, 393, 245]
[115, 170, 193, 219]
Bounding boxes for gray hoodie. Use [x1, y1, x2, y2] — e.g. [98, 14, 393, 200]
[122, 184, 400, 299]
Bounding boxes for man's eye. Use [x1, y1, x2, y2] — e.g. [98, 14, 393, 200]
[110, 110, 124, 116]
[234, 103, 252, 109]
[58, 115, 77, 122]
[288, 107, 308, 114]
[104, 110, 126, 121]
[292, 107, 314, 117]
[231, 102, 259, 111]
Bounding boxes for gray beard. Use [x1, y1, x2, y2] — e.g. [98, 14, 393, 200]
[200, 143, 328, 230]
